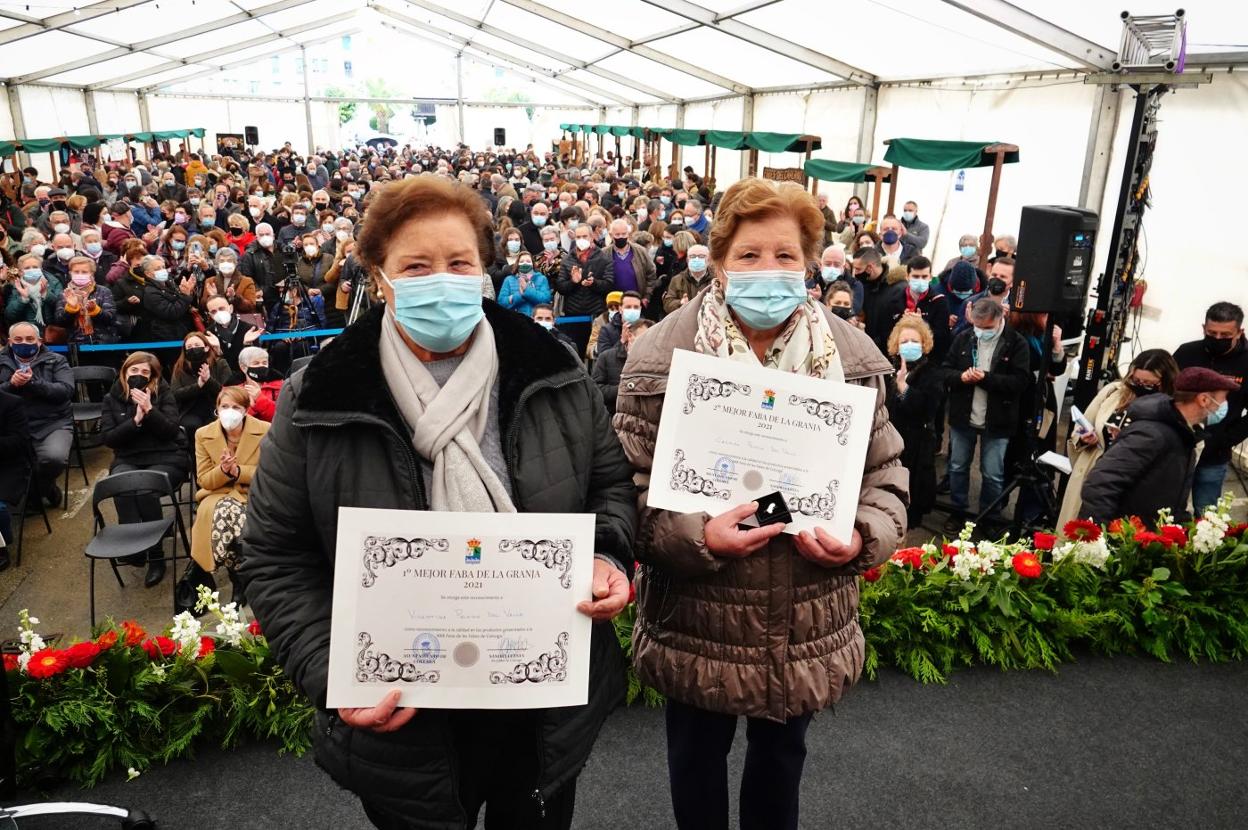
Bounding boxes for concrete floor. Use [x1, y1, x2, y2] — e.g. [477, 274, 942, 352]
[3, 437, 1245, 643]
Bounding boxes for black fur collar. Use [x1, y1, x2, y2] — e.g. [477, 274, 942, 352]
[298, 301, 581, 428]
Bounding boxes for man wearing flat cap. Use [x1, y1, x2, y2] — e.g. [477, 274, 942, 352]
[1081, 367, 1241, 526]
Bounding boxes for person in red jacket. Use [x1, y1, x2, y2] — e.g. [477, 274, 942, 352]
[100, 201, 137, 256]
[238, 345, 283, 422]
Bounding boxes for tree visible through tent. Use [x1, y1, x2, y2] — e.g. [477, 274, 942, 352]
[324, 85, 357, 125]
[364, 78, 397, 134]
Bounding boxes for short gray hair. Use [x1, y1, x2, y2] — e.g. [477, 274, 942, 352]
[238, 346, 268, 368]
[970, 297, 1004, 323]
[139, 255, 165, 275]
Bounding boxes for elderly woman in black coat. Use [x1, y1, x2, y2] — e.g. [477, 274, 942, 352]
[240, 176, 636, 830]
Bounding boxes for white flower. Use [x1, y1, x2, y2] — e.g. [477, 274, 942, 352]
[958, 522, 976, 543]
[27, 617, 39, 626]
[126, 767, 141, 781]
[170, 611, 202, 651]
[151, 663, 166, 679]
[1052, 538, 1109, 570]
[17, 652, 31, 671]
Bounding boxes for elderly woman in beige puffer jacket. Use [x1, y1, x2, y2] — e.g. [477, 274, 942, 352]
[614, 178, 908, 830]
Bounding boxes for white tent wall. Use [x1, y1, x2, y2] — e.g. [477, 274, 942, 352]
[1096, 73, 1248, 368]
[869, 81, 1097, 271]
[15, 85, 90, 180]
[681, 95, 746, 189]
[92, 91, 142, 135]
[463, 106, 597, 153]
[751, 87, 865, 205]
[145, 95, 339, 156]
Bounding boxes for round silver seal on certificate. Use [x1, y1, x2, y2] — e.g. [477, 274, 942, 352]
[411, 632, 441, 664]
[742, 469, 765, 491]
[453, 642, 480, 667]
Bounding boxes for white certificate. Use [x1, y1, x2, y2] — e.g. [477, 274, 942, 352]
[648, 349, 877, 542]
[327, 508, 595, 710]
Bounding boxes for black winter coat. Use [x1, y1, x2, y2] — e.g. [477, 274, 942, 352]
[1080, 394, 1198, 526]
[861, 276, 905, 352]
[100, 383, 187, 470]
[942, 326, 1032, 437]
[886, 357, 941, 524]
[140, 280, 194, 343]
[1172, 337, 1248, 467]
[0, 390, 30, 505]
[556, 248, 614, 317]
[591, 342, 627, 415]
[240, 303, 636, 828]
[0, 347, 73, 440]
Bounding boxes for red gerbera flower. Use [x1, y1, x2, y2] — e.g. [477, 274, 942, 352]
[64, 641, 101, 670]
[1134, 530, 1163, 546]
[121, 620, 146, 648]
[863, 566, 881, 583]
[1108, 516, 1144, 535]
[197, 636, 216, 659]
[1159, 525, 1188, 547]
[26, 648, 70, 679]
[1229, 523, 1248, 538]
[3, 653, 18, 673]
[142, 636, 178, 661]
[96, 630, 118, 650]
[890, 547, 924, 568]
[247, 619, 262, 637]
[1063, 519, 1102, 542]
[1033, 532, 1057, 551]
[1011, 552, 1043, 579]
[942, 543, 961, 559]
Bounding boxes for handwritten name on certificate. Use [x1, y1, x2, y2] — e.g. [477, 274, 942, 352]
[647, 349, 876, 542]
[327, 508, 595, 710]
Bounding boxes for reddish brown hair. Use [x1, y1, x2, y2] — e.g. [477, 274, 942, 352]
[355, 176, 493, 271]
[708, 178, 825, 264]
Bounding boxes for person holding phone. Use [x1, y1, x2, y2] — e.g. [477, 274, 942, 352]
[0, 321, 73, 507]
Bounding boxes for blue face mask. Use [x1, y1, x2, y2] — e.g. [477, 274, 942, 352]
[902, 211, 916, 223]
[953, 289, 974, 300]
[201, 217, 215, 228]
[960, 245, 977, 258]
[622, 308, 641, 324]
[22, 269, 42, 284]
[725, 270, 807, 330]
[898, 341, 924, 363]
[821, 265, 842, 281]
[1205, 398, 1229, 426]
[688, 256, 707, 273]
[663, 238, 673, 247]
[10, 342, 38, 360]
[382, 271, 483, 353]
[85, 242, 103, 256]
[532, 214, 547, 227]
[660, 195, 671, 206]
[908, 278, 929, 297]
[171, 240, 186, 251]
[153, 269, 170, 282]
[881, 230, 900, 246]
[974, 325, 999, 342]
[506, 240, 521, 254]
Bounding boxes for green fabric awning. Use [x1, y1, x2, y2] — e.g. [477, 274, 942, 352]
[804, 159, 891, 183]
[883, 138, 1019, 171]
[706, 130, 749, 150]
[653, 128, 704, 147]
[0, 128, 205, 157]
[609, 126, 641, 138]
[745, 132, 820, 153]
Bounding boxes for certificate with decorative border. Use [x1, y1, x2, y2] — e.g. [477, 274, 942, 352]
[327, 508, 595, 710]
[647, 349, 877, 542]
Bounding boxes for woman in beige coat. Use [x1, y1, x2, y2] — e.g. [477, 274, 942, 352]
[614, 178, 908, 830]
[191, 385, 269, 573]
[1057, 349, 1178, 527]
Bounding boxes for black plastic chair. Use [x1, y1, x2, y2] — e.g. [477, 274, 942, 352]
[11, 445, 51, 568]
[84, 470, 190, 628]
[63, 365, 117, 509]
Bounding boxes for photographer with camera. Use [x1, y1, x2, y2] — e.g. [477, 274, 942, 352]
[264, 241, 326, 375]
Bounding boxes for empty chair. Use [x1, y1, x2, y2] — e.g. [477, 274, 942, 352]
[63, 364, 117, 509]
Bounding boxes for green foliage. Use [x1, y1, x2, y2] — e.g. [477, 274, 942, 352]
[323, 85, 356, 125]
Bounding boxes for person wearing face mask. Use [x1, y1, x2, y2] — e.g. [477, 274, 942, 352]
[941, 232, 987, 277]
[43, 232, 79, 287]
[1082, 367, 1240, 527]
[1058, 349, 1179, 528]
[136, 255, 197, 360]
[941, 260, 981, 334]
[0, 321, 74, 509]
[238, 222, 282, 311]
[662, 242, 713, 315]
[886, 316, 941, 528]
[277, 204, 312, 249]
[615, 178, 905, 830]
[556, 222, 615, 356]
[239, 175, 635, 830]
[518, 200, 551, 256]
[876, 215, 920, 268]
[836, 206, 870, 246]
[823, 280, 863, 329]
[225, 213, 255, 254]
[99, 350, 187, 587]
[159, 226, 191, 276]
[940, 298, 1032, 534]
[169, 331, 233, 436]
[593, 317, 653, 416]
[236, 346, 284, 422]
[244, 194, 275, 233]
[53, 255, 117, 345]
[605, 218, 654, 301]
[497, 250, 552, 319]
[159, 173, 187, 205]
[1171, 302, 1248, 514]
[203, 294, 260, 372]
[5, 253, 62, 330]
[190, 385, 270, 596]
[818, 244, 859, 314]
[893, 256, 951, 363]
[853, 248, 906, 353]
[899, 200, 929, 253]
[101, 201, 138, 256]
[595, 290, 643, 359]
[79, 228, 117, 284]
[294, 231, 332, 293]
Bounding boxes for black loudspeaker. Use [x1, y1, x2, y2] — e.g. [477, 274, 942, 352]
[1012, 205, 1099, 314]
[244, 126, 259, 145]
[493, 127, 506, 146]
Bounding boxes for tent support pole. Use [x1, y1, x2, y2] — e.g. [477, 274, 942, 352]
[870, 171, 883, 228]
[979, 149, 1006, 261]
[854, 84, 879, 205]
[887, 164, 898, 215]
[739, 92, 755, 181]
[748, 148, 758, 178]
[48, 152, 57, 180]
[6, 86, 28, 170]
[703, 143, 710, 182]
[803, 139, 813, 188]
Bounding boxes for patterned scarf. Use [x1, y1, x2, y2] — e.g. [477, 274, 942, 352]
[694, 275, 845, 381]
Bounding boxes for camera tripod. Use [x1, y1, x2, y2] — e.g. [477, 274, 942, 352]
[972, 451, 1061, 537]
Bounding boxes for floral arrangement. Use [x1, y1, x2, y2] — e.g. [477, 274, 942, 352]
[6, 585, 312, 790]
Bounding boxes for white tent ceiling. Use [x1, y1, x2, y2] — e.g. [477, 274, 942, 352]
[0, 0, 1244, 105]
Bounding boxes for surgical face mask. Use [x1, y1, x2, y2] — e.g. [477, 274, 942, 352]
[86, 242, 102, 256]
[30, 244, 46, 258]
[321, 222, 334, 234]
[543, 240, 558, 252]
[10, 342, 38, 360]
[536, 319, 554, 330]
[304, 244, 319, 257]
[336, 229, 351, 242]
[200, 216, 215, 228]
[622, 307, 641, 324]
[518, 263, 534, 275]
[851, 215, 865, 226]
[189, 198, 201, 207]
[821, 265, 842, 281]
[152, 269, 170, 283]
[53, 223, 70, 234]
[960, 245, 977, 258]
[660, 195, 671, 206]
[55, 247, 74, 261]
[688, 256, 707, 273]
[898, 341, 924, 363]
[1205, 398, 1229, 426]
[902, 211, 916, 223]
[974, 325, 999, 342]
[70, 273, 92, 287]
[21, 269, 42, 284]
[348, 190, 361, 199]
[258, 235, 274, 248]
[218, 408, 245, 431]
[952, 289, 974, 300]
[724, 269, 807, 330]
[218, 261, 236, 276]
[566, 220, 580, 230]
[381, 271, 483, 353]
[908, 277, 930, 297]
[881, 230, 900, 246]
[507, 240, 522, 254]
[212, 309, 233, 326]
[171, 240, 186, 252]
[575, 238, 591, 251]
[636, 210, 648, 224]
[292, 213, 306, 226]
[532, 214, 548, 227]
